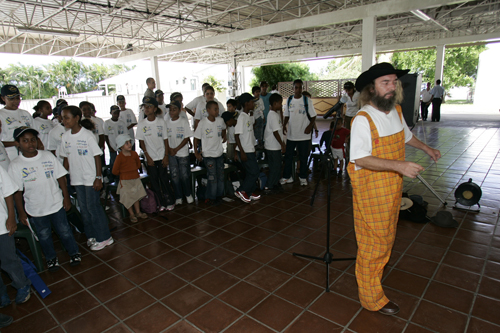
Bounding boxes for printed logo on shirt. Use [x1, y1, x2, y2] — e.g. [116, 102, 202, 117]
[77, 149, 89, 156]
[157, 125, 163, 137]
[5, 117, 18, 126]
[21, 116, 31, 126]
[39, 124, 50, 133]
[45, 170, 53, 178]
[217, 125, 223, 137]
[246, 120, 251, 129]
[205, 128, 213, 136]
[22, 167, 37, 182]
[142, 126, 151, 134]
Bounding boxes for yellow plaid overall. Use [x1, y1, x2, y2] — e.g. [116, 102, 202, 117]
[347, 105, 405, 311]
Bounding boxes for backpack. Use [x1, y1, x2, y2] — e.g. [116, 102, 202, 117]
[287, 95, 312, 121]
[140, 188, 159, 214]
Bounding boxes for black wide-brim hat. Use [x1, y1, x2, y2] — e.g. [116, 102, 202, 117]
[355, 62, 410, 92]
[430, 211, 459, 228]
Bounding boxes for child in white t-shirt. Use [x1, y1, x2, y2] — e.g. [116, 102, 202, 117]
[252, 86, 265, 149]
[32, 100, 55, 150]
[0, 120, 10, 170]
[117, 95, 138, 150]
[9, 127, 81, 271]
[234, 93, 260, 203]
[79, 101, 105, 151]
[166, 101, 194, 205]
[193, 100, 226, 205]
[136, 96, 175, 211]
[224, 99, 239, 161]
[193, 86, 225, 130]
[104, 105, 127, 180]
[264, 93, 286, 193]
[60, 105, 114, 252]
[0, 162, 31, 306]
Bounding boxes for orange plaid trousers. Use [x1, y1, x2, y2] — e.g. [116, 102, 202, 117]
[347, 106, 405, 311]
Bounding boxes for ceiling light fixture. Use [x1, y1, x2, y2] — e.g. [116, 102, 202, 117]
[16, 27, 80, 38]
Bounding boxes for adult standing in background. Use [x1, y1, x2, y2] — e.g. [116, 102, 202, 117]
[260, 81, 271, 124]
[420, 82, 432, 121]
[430, 80, 445, 122]
[144, 78, 156, 98]
[339, 81, 360, 163]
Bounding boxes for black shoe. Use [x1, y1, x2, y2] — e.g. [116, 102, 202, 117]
[378, 301, 400, 315]
[0, 313, 13, 328]
[47, 258, 60, 272]
[338, 169, 343, 177]
[70, 253, 82, 266]
[332, 169, 337, 176]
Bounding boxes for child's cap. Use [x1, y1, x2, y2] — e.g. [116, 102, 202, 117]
[238, 93, 257, 106]
[115, 134, 132, 149]
[142, 96, 158, 107]
[155, 90, 164, 96]
[117, 95, 125, 102]
[1, 85, 23, 97]
[110, 105, 120, 113]
[169, 101, 182, 111]
[14, 126, 39, 141]
[52, 99, 68, 115]
[221, 111, 236, 124]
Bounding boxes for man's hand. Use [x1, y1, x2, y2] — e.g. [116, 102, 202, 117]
[93, 178, 103, 191]
[426, 148, 441, 162]
[63, 197, 72, 211]
[162, 155, 169, 168]
[397, 161, 425, 179]
[146, 156, 154, 166]
[281, 143, 286, 154]
[18, 211, 29, 226]
[240, 151, 247, 162]
[304, 124, 313, 135]
[6, 216, 17, 236]
[170, 147, 178, 156]
[195, 152, 203, 162]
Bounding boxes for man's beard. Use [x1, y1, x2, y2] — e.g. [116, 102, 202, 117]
[372, 90, 396, 111]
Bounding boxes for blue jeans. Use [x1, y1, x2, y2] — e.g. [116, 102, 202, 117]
[266, 149, 282, 189]
[169, 155, 192, 199]
[283, 139, 310, 179]
[254, 117, 264, 142]
[205, 155, 224, 200]
[0, 234, 31, 293]
[238, 152, 259, 195]
[30, 208, 80, 261]
[74, 186, 111, 242]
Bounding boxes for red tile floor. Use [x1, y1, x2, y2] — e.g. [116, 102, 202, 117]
[2, 118, 500, 332]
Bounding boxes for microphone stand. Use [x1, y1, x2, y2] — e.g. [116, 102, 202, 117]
[293, 109, 356, 292]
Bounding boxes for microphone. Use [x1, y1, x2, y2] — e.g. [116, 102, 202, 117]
[323, 102, 344, 119]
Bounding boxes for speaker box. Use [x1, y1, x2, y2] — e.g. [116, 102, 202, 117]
[399, 73, 422, 127]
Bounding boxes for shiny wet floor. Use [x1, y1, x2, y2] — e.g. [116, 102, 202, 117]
[2, 118, 500, 333]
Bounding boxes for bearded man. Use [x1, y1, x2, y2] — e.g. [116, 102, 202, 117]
[347, 63, 441, 315]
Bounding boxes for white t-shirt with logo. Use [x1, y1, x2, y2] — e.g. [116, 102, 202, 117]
[33, 117, 55, 149]
[166, 118, 193, 158]
[164, 107, 188, 122]
[193, 117, 226, 158]
[104, 119, 128, 151]
[0, 166, 18, 236]
[283, 96, 317, 141]
[0, 108, 33, 160]
[8, 150, 67, 217]
[83, 116, 105, 144]
[194, 100, 226, 120]
[135, 117, 168, 161]
[48, 124, 68, 164]
[264, 110, 283, 151]
[118, 108, 137, 139]
[0, 142, 10, 170]
[59, 127, 103, 186]
[186, 95, 205, 112]
[234, 111, 255, 153]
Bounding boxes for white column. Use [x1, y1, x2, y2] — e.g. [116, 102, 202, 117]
[150, 56, 161, 90]
[362, 16, 377, 71]
[435, 44, 445, 83]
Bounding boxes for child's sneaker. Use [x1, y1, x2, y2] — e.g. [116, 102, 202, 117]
[87, 238, 96, 247]
[90, 237, 114, 251]
[235, 190, 251, 203]
[70, 253, 82, 266]
[47, 258, 60, 272]
[280, 177, 294, 185]
[15, 285, 31, 304]
[299, 178, 308, 186]
[186, 195, 194, 204]
[166, 204, 175, 211]
[250, 193, 261, 201]
[175, 198, 183, 205]
[0, 293, 10, 308]
[0, 313, 13, 328]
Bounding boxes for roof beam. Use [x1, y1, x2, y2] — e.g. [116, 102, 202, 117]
[117, 0, 468, 62]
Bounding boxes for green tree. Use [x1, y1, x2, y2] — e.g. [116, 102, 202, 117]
[249, 63, 318, 89]
[203, 75, 226, 92]
[391, 45, 486, 89]
[320, 56, 362, 80]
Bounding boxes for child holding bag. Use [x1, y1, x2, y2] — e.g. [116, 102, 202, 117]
[112, 134, 148, 222]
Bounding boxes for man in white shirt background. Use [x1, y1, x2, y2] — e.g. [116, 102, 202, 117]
[430, 79, 445, 122]
[420, 82, 432, 121]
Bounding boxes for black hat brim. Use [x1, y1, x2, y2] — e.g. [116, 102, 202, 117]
[355, 68, 410, 92]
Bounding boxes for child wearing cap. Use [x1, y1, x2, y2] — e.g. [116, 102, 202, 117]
[234, 93, 261, 203]
[193, 100, 226, 205]
[32, 100, 55, 150]
[112, 134, 148, 222]
[117, 95, 137, 150]
[193, 86, 226, 130]
[0, 84, 34, 161]
[252, 86, 265, 149]
[104, 106, 127, 180]
[136, 96, 175, 211]
[9, 127, 81, 271]
[164, 92, 189, 122]
[60, 105, 114, 252]
[264, 93, 286, 193]
[221, 111, 237, 161]
[155, 90, 167, 117]
[166, 101, 194, 205]
[0, 163, 31, 307]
